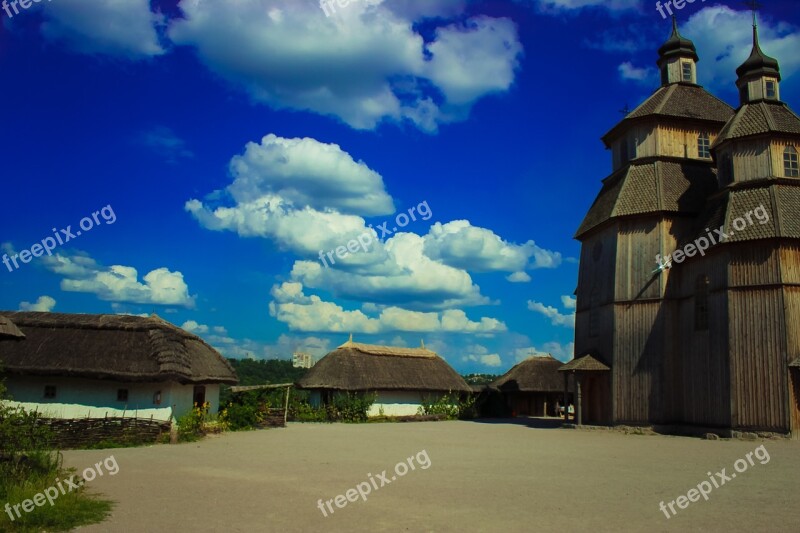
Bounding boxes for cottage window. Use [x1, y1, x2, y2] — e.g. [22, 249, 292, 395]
[682, 62, 692, 82]
[44, 385, 56, 399]
[698, 133, 711, 159]
[785, 146, 799, 178]
[117, 389, 129, 402]
[695, 276, 710, 331]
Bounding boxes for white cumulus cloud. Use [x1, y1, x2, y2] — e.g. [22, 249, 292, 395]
[527, 299, 575, 328]
[41, 252, 195, 308]
[41, 0, 165, 59]
[168, 0, 522, 131]
[269, 282, 506, 334]
[19, 296, 56, 312]
[423, 220, 561, 273]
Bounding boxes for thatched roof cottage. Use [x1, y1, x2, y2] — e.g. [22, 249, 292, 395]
[0, 311, 237, 420]
[297, 339, 470, 416]
[491, 355, 573, 417]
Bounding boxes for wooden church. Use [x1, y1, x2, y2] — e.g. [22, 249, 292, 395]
[573, 17, 800, 438]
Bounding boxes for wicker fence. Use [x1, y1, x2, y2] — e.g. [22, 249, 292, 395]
[36, 417, 172, 449]
[258, 407, 287, 428]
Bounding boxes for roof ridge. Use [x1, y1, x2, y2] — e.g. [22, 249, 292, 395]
[760, 102, 777, 131]
[655, 160, 664, 212]
[654, 84, 677, 115]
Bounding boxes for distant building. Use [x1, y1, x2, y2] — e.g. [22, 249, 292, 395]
[0, 312, 238, 420]
[574, 19, 800, 438]
[292, 352, 315, 368]
[297, 339, 471, 416]
[491, 355, 572, 417]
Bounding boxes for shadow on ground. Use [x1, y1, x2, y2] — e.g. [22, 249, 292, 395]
[469, 417, 565, 429]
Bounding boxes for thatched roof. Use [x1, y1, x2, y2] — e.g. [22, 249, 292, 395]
[297, 340, 470, 393]
[559, 353, 611, 373]
[0, 312, 237, 385]
[0, 316, 25, 340]
[491, 355, 570, 393]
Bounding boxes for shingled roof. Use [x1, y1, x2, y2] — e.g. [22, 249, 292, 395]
[297, 340, 471, 393]
[603, 84, 734, 146]
[490, 355, 570, 393]
[683, 182, 800, 247]
[575, 159, 718, 238]
[713, 101, 800, 147]
[0, 312, 237, 385]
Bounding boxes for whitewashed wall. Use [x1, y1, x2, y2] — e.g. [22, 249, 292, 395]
[368, 390, 425, 417]
[2, 376, 221, 420]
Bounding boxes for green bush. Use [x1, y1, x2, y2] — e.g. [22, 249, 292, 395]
[219, 403, 264, 431]
[418, 391, 475, 420]
[328, 391, 376, 423]
[0, 369, 112, 531]
[176, 402, 210, 442]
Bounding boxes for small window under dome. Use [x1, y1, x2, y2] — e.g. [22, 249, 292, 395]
[766, 80, 776, 99]
[682, 62, 692, 82]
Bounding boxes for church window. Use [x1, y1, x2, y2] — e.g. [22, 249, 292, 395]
[766, 80, 776, 99]
[721, 153, 734, 185]
[698, 133, 711, 159]
[619, 139, 629, 164]
[681, 62, 692, 82]
[695, 276, 709, 331]
[785, 146, 799, 178]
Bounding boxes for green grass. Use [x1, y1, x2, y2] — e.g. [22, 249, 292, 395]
[0, 469, 114, 532]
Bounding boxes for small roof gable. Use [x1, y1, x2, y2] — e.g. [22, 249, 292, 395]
[559, 354, 610, 372]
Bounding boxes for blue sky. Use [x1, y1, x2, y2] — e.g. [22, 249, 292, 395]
[1, 0, 798, 373]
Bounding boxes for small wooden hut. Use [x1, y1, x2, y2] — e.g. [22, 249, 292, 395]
[297, 339, 470, 416]
[491, 355, 572, 417]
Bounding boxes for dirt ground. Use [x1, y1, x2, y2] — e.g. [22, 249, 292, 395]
[64, 420, 798, 532]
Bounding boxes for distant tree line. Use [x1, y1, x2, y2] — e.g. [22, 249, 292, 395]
[220, 358, 308, 406]
[227, 358, 308, 386]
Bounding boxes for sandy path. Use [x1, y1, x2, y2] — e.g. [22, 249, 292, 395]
[63, 420, 798, 532]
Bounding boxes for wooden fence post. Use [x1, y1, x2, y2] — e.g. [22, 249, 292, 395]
[284, 386, 291, 426]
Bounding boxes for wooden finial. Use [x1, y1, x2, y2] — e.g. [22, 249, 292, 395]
[421, 339, 425, 349]
[348, 332, 353, 344]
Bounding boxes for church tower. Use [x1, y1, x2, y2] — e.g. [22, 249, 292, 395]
[697, 19, 800, 434]
[573, 20, 734, 426]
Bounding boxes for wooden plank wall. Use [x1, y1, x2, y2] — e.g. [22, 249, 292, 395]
[732, 139, 772, 182]
[728, 287, 788, 430]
